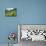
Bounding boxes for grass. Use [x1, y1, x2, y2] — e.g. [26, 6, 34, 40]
[5, 8, 17, 17]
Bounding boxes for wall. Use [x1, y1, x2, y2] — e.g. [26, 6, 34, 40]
[0, 0, 46, 44]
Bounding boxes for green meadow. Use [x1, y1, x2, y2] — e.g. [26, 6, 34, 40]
[5, 8, 16, 16]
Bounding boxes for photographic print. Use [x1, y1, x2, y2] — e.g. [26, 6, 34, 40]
[5, 8, 17, 17]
